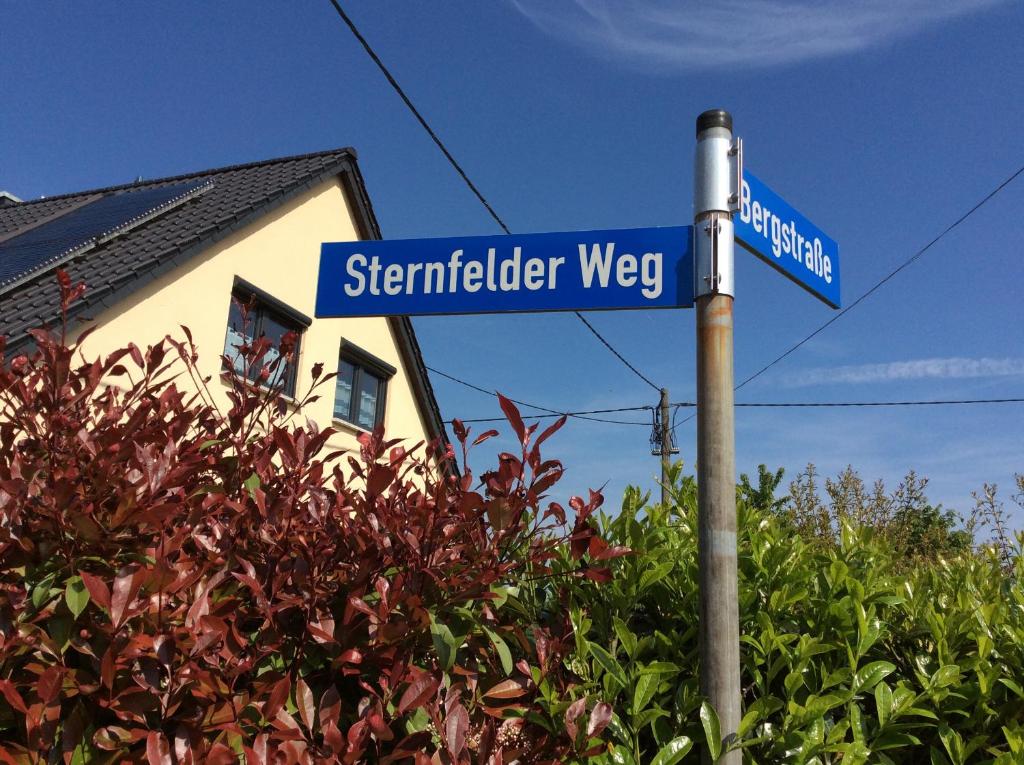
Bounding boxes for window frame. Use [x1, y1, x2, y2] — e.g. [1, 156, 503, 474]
[333, 341, 396, 430]
[223, 277, 311, 398]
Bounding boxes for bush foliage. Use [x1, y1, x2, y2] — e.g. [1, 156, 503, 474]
[1, 275, 1021, 763]
[545, 464, 1024, 764]
[0, 276, 619, 763]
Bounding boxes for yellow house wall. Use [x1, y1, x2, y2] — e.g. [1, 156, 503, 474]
[74, 178, 433, 454]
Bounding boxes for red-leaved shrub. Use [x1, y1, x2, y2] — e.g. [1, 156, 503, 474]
[0, 274, 621, 763]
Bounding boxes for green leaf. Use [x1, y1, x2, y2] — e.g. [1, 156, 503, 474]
[641, 661, 680, 675]
[632, 673, 659, 716]
[874, 682, 893, 728]
[930, 665, 960, 689]
[64, 576, 90, 619]
[700, 701, 722, 762]
[46, 614, 73, 653]
[873, 731, 922, 750]
[853, 661, 896, 693]
[607, 744, 639, 765]
[243, 472, 260, 497]
[650, 736, 693, 765]
[1000, 678, 1024, 698]
[738, 697, 783, 737]
[639, 562, 673, 592]
[613, 617, 638, 659]
[31, 572, 58, 610]
[589, 643, 628, 689]
[483, 627, 513, 676]
[430, 620, 459, 671]
[938, 724, 965, 765]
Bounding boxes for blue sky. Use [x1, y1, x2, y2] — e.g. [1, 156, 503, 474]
[3, 1, 1022, 526]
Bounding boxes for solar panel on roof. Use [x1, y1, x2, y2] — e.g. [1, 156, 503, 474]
[0, 180, 212, 294]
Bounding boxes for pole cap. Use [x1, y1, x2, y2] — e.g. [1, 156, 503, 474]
[696, 109, 732, 136]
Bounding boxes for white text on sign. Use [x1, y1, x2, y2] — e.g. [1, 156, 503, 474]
[341, 243, 664, 299]
[738, 179, 833, 284]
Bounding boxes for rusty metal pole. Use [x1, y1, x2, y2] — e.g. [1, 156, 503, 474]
[693, 109, 741, 763]
[660, 387, 671, 506]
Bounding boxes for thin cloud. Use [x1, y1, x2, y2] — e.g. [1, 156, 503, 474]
[785, 357, 1024, 387]
[509, 0, 1005, 69]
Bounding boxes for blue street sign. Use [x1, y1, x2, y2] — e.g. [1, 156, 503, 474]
[316, 226, 693, 317]
[735, 170, 841, 308]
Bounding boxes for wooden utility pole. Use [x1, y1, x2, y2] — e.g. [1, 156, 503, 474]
[659, 387, 671, 506]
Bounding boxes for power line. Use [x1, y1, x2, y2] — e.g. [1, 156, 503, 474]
[670, 163, 1024, 432]
[573, 312, 660, 390]
[326, 0, 660, 392]
[734, 163, 1024, 392]
[427, 365, 651, 425]
[449, 405, 656, 425]
[733, 398, 1024, 408]
[451, 396, 1024, 425]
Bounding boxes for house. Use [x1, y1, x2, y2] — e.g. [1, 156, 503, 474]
[0, 148, 447, 455]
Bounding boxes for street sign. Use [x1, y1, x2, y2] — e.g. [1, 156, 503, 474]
[735, 170, 840, 308]
[316, 226, 693, 317]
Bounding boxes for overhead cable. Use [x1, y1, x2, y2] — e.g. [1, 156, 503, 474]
[449, 396, 1024, 425]
[326, 0, 660, 392]
[427, 365, 651, 425]
[669, 163, 1024, 432]
[734, 163, 1024, 392]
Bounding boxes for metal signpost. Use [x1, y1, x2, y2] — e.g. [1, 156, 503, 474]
[315, 110, 839, 763]
[693, 110, 742, 763]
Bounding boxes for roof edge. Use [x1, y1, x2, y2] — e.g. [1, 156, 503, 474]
[337, 161, 451, 458]
[13, 147, 358, 208]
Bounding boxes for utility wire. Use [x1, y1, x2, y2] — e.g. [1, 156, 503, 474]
[326, 0, 660, 392]
[734, 163, 1024, 392]
[671, 163, 1024, 432]
[427, 365, 651, 425]
[573, 312, 660, 390]
[451, 396, 1024, 425]
[450, 405, 656, 426]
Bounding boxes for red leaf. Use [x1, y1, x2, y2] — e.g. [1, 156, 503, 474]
[264, 676, 290, 720]
[367, 466, 397, 496]
[593, 543, 632, 561]
[483, 680, 527, 699]
[0, 680, 26, 714]
[445, 703, 469, 758]
[111, 566, 143, 629]
[320, 686, 341, 730]
[323, 721, 344, 755]
[497, 393, 526, 445]
[79, 571, 111, 612]
[472, 429, 499, 446]
[296, 677, 314, 733]
[582, 566, 613, 583]
[397, 674, 438, 714]
[206, 743, 236, 765]
[36, 667, 62, 704]
[564, 697, 586, 741]
[534, 415, 566, 450]
[146, 731, 171, 765]
[367, 708, 394, 742]
[587, 701, 613, 738]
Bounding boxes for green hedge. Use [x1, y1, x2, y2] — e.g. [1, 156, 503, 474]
[534, 465, 1024, 764]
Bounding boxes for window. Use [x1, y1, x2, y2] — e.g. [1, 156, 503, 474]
[223, 279, 311, 397]
[334, 342, 396, 430]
